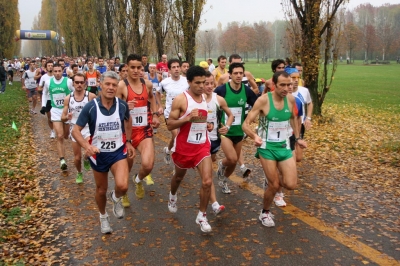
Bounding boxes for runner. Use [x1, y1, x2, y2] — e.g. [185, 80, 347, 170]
[71, 71, 135, 234]
[204, 72, 233, 215]
[156, 59, 189, 165]
[207, 58, 215, 73]
[292, 62, 305, 87]
[181, 61, 190, 78]
[242, 71, 306, 227]
[147, 63, 162, 134]
[118, 64, 128, 80]
[264, 59, 285, 93]
[116, 54, 160, 206]
[61, 73, 97, 183]
[22, 60, 39, 114]
[142, 54, 150, 73]
[34, 58, 47, 103]
[39, 61, 55, 138]
[6, 60, 14, 85]
[214, 62, 258, 193]
[211, 55, 227, 84]
[42, 63, 74, 170]
[84, 60, 101, 95]
[167, 66, 214, 233]
[156, 54, 169, 80]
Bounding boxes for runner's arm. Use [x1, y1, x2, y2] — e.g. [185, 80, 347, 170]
[34, 69, 41, 80]
[41, 81, 49, 106]
[61, 95, 71, 122]
[116, 80, 127, 101]
[245, 71, 259, 95]
[242, 95, 268, 146]
[167, 94, 191, 131]
[217, 73, 229, 86]
[217, 96, 234, 135]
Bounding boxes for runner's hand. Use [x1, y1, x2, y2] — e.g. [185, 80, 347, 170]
[207, 122, 214, 132]
[152, 116, 160, 128]
[218, 124, 229, 135]
[85, 145, 100, 157]
[304, 119, 312, 130]
[254, 135, 262, 147]
[126, 143, 135, 159]
[188, 108, 199, 122]
[67, 112, 73, 120]
[127, 99, 137, 110]
[40, 107, 46, 115]
[297, 139, 307, 149]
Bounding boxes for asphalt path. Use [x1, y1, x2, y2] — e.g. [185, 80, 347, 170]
[30, 100, 399, 265]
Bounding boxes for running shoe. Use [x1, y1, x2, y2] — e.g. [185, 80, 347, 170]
[60, 159, 67, 171]
[163, 147, 171, 165]
[134, 176, 145, 199]
[100, 216, 113, 234]
[50, 130, 55, 139]
[195, 213, 212, 233]
[168, 196, 178, 213]
[145, 174, 154, 185]
[108, 190, 125, 219]
[274, 192, 286, 207]
[121, 194, 130, 207]
[217, 160, 226, 181]
[213, 205, 225, 216]
[221, 180, 231, 194]
[240, 165, 251, 178]
[30, 109, 37, 114]
[153, 128, 157, 134]
[75, 172, 83, 184]
[83, 159, 91, 171]
[259, 211, 275, 227]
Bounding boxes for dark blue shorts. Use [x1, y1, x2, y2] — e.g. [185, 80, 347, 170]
[210, 139, 221, 154]
[89, 145, 127, 172]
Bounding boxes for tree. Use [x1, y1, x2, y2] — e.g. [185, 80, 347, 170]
[172, 0, 206, 65]
[253, 22, 273, 63]
[0, 0, 20, 59]
[283, 0, 347, 115]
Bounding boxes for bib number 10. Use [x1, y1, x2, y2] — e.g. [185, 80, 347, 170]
[101, 141, 116, 149]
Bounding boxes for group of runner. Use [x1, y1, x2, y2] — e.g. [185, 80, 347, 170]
[19, 53, 312, 234]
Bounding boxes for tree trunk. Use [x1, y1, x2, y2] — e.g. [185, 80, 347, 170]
[105, 0, 114, 57]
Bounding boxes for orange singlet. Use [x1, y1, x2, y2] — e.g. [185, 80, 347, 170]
[125, 78, 153, 148]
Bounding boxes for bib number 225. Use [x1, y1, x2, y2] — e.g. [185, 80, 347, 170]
[101, 141, 116, 149]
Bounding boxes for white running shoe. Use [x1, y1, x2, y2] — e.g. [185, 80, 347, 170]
[196, 213, 212, 233]
[274, 193, 286, 207]
[163, 147, 171, 165]
[168, 195, 178, 213]
[240, 165, 251, 178]
[213, 205, 225, 216]
[50, 130, 55, 139]
[259, 211, 275, 227]
[100, 216, 113, 234]
[221, 180, 231, 194]
[217, 160, 226, 181]
[109, 191, 125, 219]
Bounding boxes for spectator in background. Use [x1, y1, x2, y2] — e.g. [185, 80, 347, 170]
[0, 60, 7, 94]
[142, 54, 150, 73]
[207, 58, 215, 72]
[199, 61, 209, 71]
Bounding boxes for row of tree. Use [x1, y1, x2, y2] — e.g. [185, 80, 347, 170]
[24, 0, 206, 66]
[0, 0, 20, 59]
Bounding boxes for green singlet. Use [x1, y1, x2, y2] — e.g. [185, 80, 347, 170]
[49, 77, 70, 109]
[221, 82, 247, 137]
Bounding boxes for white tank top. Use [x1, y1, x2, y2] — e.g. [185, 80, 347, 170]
[206, 92, 220, 141]
[91, 98, 124, 152]
[69, 91, 89, 124]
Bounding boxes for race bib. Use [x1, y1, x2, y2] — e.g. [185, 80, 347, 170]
[225, 107, 242, 126]
[187, 122, 207, 144]
[152, 83, 158, 94]
[88, 78, 96, 87]
[130, 106, 148, 126]
[267, 121, 289, 142]
[97, 130, 122, 152]
[53, 93, 66, 108]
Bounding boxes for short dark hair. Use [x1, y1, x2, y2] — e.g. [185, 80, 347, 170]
[217, 55, 226, 62]
[57, 58, 64, 63]
[115, 57, 120, 61]
[272, 71, 290, 84]
[168, 58, 181, 69]
[271, 59, 285, 72]
[229, 54, 241, 63]
[98, 57, 104, 60]
[228, 62, 245, 74]
[30, 60, 36, 64]
[205, 71, 213, 78]
[181, 61, 190, 66]
[126, 54, 142, 64]
[53, 63, 63, 69]
[186, 66, 206, 82]
[208, 58, 213, 63]
[118, 63, 127, 71]
[72, 72, 86, 82]
[292, 62, 302, 68]
[142, 54, 148, 58]
[71, 64, 78, 69]
[45, 60, 54, 68]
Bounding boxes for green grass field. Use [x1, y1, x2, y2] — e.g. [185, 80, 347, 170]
[197, 59, 400, 113]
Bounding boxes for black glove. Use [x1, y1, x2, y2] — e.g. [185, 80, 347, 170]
[40, 107, 46, 115]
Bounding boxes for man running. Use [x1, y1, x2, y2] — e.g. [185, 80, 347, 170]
[264, 59, 286, 93]
[181, 61, 190, 78]
[39, 61, 55, 138]
[242, 71, 306, 227]
[61, 73, 97, 183]
[42, 63, 74, 170]
[22, 60, 39, 114]
[72, 71, 134, 234]
[116, 54, 160, 206]
[156, 59, 189, 165]
[6, 60, 14, 85]
[85, 60, 101, 95]
[212, 55, 227, 84]
[214, 62, 258, 193]
[156, 54, 168, 79]
[204, 72, 233, 215]
[167, 66, 214, 233]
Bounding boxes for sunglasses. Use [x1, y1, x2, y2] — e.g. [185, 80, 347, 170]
[74, 81, 85, 85]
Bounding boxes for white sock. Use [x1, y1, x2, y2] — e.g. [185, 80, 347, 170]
[112, 191, 119, 201]
[198, 211, 206, 218]
[169, 191, 177, 201]
[100, 212, 108, 218]
[135, 175, 141, 183]
[240, 164, 245, 169]
[212, 201, 220, 210]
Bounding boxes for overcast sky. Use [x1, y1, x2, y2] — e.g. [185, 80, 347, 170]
[19, 0, 399, 32]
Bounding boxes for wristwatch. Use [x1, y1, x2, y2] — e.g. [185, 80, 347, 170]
[306, 117, 312, 121]
[295, 137, 302, 142]
[226, 125, 231, 131]
[152, 111, 160, 117]
[126, 139, 132, 144]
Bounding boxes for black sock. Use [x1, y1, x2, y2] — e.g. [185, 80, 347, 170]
[262, 209, 269, 214]
[60, 157, 64, 161]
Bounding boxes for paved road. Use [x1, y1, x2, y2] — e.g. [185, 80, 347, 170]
[31, 104, 399, 265]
